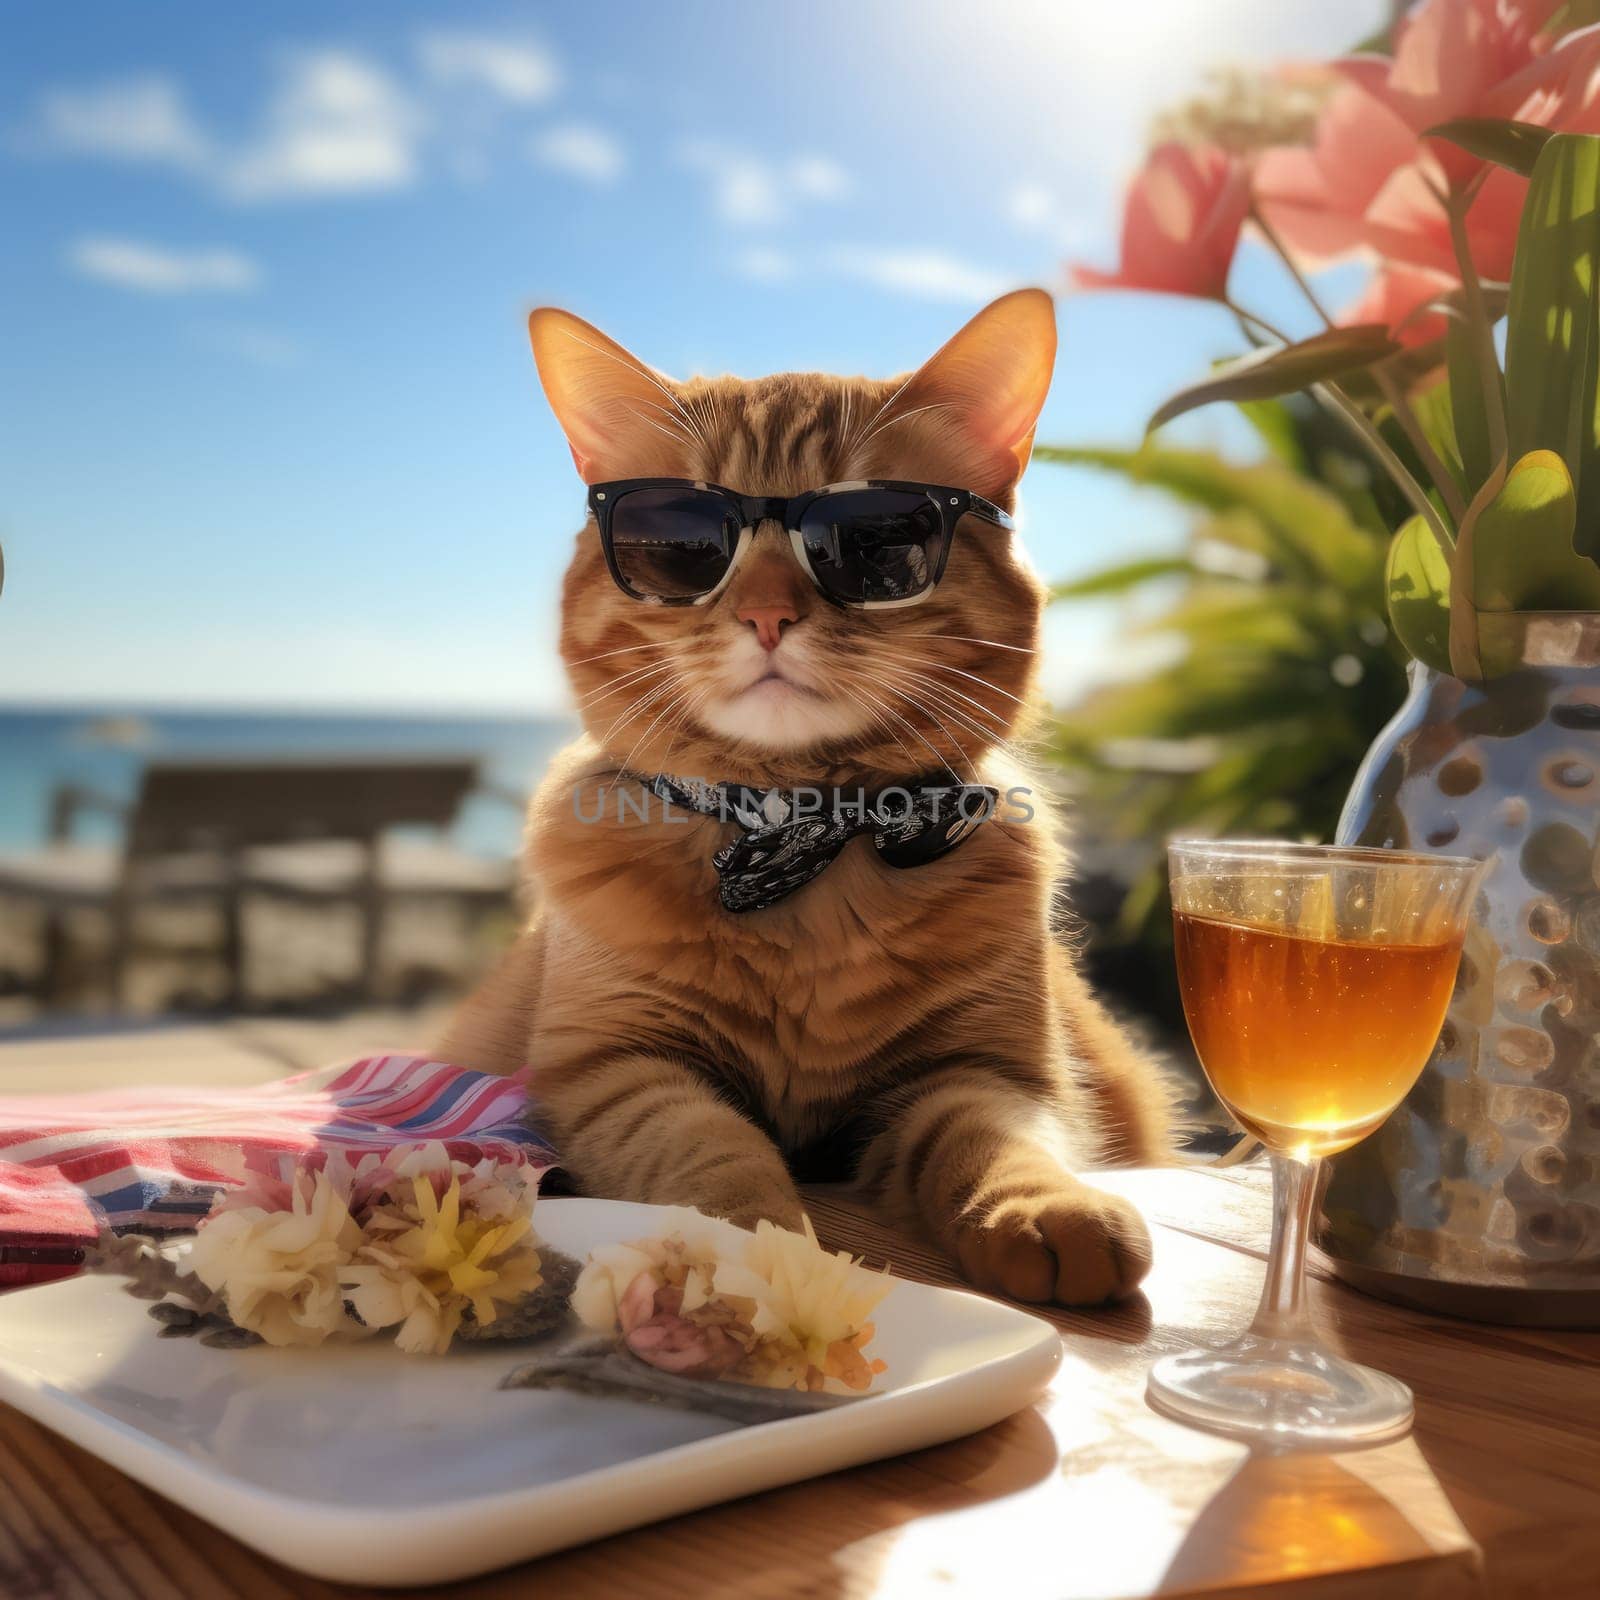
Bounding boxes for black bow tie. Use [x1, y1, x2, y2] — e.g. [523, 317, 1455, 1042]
[645, 773, 998, 913]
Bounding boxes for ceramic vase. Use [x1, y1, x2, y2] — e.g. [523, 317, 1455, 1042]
[1321, 615, 1600, 1326]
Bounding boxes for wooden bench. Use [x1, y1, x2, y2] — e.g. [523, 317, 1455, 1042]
[0, 758, 519, 1009]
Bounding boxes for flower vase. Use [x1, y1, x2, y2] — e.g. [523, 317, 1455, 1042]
[1321, 615, 1600, 1327]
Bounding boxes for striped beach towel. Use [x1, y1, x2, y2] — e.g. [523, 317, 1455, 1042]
[0, 1054, 556, 1288]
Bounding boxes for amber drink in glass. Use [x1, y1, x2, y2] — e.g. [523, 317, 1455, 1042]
[1150, 840, 1486, 1445]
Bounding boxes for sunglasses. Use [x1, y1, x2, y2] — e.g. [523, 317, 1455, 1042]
[586, 478, 1015, 609]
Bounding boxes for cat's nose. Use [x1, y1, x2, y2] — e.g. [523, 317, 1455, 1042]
[736, 602, 799, 651]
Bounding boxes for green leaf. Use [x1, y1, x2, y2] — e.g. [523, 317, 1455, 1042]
[1191, 508, 1278, 562]
[1051, 557, 1194, 599]
[1147, 326, 1403, 433]
[1406, 372, 1466, 497]
[1449, 459, 1506, 680]
[1344, 283, 1510, 427]
[1548, 1, 1600, 32]
[1236, 398, 1307, 471]
[1472, 448, 1600, 612]
[1134, 589, 1317, 654]
[1348, 23, 1397, 53]
[1385, 514, 1454, 674]
[1425, 118, 1554, 177]
[1033, 445, 1379, 587]
[1503, 132, 1600, 556]
[1447, 313, 1500, 498]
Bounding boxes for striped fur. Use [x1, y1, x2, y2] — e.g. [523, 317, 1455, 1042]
[441, 291, 1176, 1306]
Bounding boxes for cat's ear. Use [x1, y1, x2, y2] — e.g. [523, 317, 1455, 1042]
[884, 288, 1057, 499]
[528, 307, 691, 481]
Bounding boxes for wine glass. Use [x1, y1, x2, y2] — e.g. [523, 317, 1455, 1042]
[1148, 839, 1488, 1447]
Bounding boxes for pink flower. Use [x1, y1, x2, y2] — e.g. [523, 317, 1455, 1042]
[616, 1271, 745, 1377]
[1254, 85, 1423, 264]
[1337, 0, 1581, 180]
[1072, 143, 1250, 301]
[1341, 263, 1456, 347]
[1257, 0, 1600, 284]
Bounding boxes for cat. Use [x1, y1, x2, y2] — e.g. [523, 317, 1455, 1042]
[440, 289, 1176, 1306]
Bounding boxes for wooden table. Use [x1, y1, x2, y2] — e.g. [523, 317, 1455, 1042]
[1, 1027, 1596, 1598]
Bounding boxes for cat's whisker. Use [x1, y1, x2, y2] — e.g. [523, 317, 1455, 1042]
[565, 639, 670, 669]
[897, 633, 1036, 656]
[617, 668, 713, 748]
[610, 678, 706, 788]
[869, 708, 923, 773]
[842, 369, 917, 469]
[632, 395, 703, 440]
[598, 692, 690, 801]
[855, 667, 992, 787]
[870, 658, 1011, 729]
[681, 385, 722, 452]
[592, 690, 653, 742]
[844, 671, 971, 787]
[836, 384, 855, 470]
[576, 678, 672, 719]
[574, 652, 675, 693]
[876, 668, 1024, 759]
[596, 670, 682, 750]
[702, 383, 732, 455]
[619, 696, 684, 772]
[872, 677, 1025, 763]
[875, 682, 1025, 769]
[852, 400, 957, 453]
[572, 668, 675, 728]
[657, 682, 717, 774]
[625, 405, 697, 452]
[875, 649, 1030, 708]
[574, 659, 676, 710]
[842, 682, 922, 773]
[855, 693, 959, 786]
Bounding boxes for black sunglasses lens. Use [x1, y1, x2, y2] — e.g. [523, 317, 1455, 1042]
[797, 490, 946, 604]
[607, 488, 739, 601]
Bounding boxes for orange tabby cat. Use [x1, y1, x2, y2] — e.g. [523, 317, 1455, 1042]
[440, 289, 1175, 1305]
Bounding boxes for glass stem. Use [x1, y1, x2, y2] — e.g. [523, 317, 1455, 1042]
[1247, 1154, 1320, 1345]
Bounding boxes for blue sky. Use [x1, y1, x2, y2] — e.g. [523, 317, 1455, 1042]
[0, 0, 1382, 715]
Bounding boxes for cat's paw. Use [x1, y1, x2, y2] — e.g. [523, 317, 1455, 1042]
[699, 1184, 806, 1234]
[949, 1186, 1152, 1306]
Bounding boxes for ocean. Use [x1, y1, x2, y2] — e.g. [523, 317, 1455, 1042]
[0, 707, 575, 858]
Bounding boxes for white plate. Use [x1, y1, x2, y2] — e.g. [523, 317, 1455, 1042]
[0, 1198, 1061, 1586]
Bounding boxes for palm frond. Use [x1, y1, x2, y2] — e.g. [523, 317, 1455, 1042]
[1041, 415, 1411, 1011]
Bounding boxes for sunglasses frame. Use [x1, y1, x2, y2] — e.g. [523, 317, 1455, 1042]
[586, 478, 1016, 609]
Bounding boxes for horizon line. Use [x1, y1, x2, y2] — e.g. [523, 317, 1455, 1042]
[0, 696, 575, 723]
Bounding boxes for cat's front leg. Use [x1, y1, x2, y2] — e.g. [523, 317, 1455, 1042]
[860, 1067, 1152, 1306]
[538, 1050, 804, 1231]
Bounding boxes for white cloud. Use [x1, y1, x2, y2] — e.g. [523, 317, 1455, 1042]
[26, 52, 429, 203]
[24, 34, 575, 205]
[416, 31, 558, 103]
[826, 247, 1014, 303]
[67, 237, 261, 294]
[790, 156, 850, 202]
[32, 76, 210, 170]
[731, 241, 1014, 303]
[678, 140, 851, 226]
[1008, 183, 1056, 231]
[531, 122, 624, 184]
[678, 140, 781, 224]
[1004, 182, 1094, 252]
[225, 51, 422, 201]
[26, 58, 419, 201]
[190, 323, 306, 367]
[733, 246, 797, 284]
